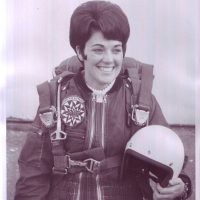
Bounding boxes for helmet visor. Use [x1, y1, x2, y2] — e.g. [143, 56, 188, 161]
[123, 149, 173, 187]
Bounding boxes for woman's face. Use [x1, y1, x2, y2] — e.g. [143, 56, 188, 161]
[77, 30, 123, 90]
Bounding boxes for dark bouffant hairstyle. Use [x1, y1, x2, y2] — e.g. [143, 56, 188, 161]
[69, 1, 130, 56]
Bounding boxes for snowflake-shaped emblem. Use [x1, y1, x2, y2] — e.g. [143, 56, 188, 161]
[61, 96, 85, 127]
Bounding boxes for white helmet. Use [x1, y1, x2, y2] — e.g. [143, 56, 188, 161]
[122, 125, 185, 187]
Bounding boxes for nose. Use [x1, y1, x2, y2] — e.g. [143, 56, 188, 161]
[102, 50, 114, 64]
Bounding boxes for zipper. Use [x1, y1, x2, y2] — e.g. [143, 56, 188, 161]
[88, 95, 96, 148]
[87, 94, 108, 200]
[96, 175, 103, 200]
[75, 96, 96, 200]
[101, 95, 107, 148]
[96, 95, 107, 200]
[76, 172, 83, 200]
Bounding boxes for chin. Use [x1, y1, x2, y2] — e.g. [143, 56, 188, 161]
[100, 78, 114, 86]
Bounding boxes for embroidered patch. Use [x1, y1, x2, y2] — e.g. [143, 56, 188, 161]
[61, 96, 85, 127]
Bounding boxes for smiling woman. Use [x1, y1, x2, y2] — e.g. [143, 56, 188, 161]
[69, 1, 129, 90]
[14, 1, 192, 200]
[76, 31, 123, 90]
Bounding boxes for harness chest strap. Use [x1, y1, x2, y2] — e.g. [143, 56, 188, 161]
[53, 150, 122, 174]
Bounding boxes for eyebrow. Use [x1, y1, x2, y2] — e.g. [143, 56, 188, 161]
[91, 44, 122, 48]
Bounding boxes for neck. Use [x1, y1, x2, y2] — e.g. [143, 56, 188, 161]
[86, 79, 115, 94]
[82, 70, 115, 91]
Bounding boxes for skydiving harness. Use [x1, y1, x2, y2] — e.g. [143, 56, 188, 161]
[37, 58, 154, 175]
[123, 61, 154, 127]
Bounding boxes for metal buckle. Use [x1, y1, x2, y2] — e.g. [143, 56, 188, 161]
[52, 167, 68, 175]
[84, 158, 100, 173]
[53, 156, 101, 174]
[131, 104, 149, 126]
[39, 106, 57, 128]
[50, 130, 67, 141]
[66, 155, 87, 168]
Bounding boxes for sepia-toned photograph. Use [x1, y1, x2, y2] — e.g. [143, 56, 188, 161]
[3, 0, 199, 199]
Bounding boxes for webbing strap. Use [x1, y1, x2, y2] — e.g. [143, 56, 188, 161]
[37, 81, 57, 128]
[52, 147, 122, 174]
[39, 70, 75, 109]
[100, 155, 122, 171]
[126, 63, 154, 110]
[70, 149, 122, 171]
[125, 62, 154, 126]
[70, 147, 104, 159]
[126, 68, 141, 97]
[53, 154, 122, 175]
[138, 65, 154, 110]
[37, 81, 51, 112]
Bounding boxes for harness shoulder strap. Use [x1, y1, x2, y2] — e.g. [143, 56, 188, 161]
[124, 59, 154, 126]
[37, 70, 77, 174]
[140, 64, 154, 109]
[37, 71, 75, 128]
[37, 81, 56, 128]
[37, 81, 51, 113]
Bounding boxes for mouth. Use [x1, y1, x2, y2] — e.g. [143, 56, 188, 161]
[97, 66, 114, 73]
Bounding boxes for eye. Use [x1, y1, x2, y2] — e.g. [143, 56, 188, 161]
[112, 48, 122, 54]
[92, 48, 104, 54]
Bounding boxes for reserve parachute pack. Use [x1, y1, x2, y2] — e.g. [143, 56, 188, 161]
[37, 56, 154, 174]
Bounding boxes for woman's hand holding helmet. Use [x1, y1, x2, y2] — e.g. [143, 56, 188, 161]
[150, 177, 185, 199]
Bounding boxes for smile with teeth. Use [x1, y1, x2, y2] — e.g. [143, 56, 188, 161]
[98, 66, 114, 72]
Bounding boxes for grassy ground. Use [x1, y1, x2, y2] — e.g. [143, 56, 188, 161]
[7, 123, 195, 200]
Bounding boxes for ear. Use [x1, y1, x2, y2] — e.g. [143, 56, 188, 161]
[76, 46, 84, 61]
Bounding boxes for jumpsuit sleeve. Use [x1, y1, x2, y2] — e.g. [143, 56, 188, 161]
[149, 95, 169, 127]
[14, 111, 53, 200]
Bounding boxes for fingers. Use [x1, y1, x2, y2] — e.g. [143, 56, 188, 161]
[150, 178, 185, 200]
[152, 184, 174, 200]
[150, 179, 169, 199]
[169, 177, 182, 186]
